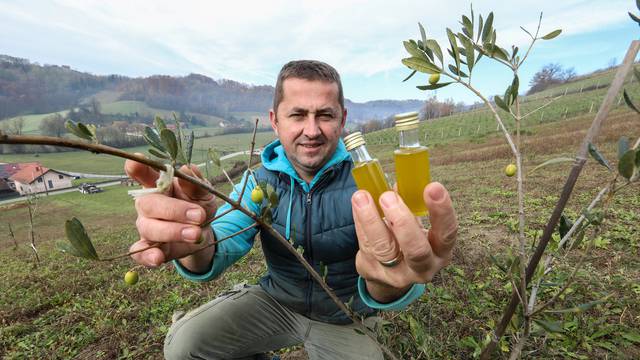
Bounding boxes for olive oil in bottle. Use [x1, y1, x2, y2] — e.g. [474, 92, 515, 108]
[394, 112, 431, 216]
[344, 131, 390, 216]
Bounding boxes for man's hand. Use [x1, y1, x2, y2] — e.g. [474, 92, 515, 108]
[351, 182, 457, 303]
[125, 158, 218, 273]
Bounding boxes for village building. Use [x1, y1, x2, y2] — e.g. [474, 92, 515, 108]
[3, 162, 74, 195]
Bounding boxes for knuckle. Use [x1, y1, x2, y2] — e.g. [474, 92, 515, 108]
[408, 245, 433, 264]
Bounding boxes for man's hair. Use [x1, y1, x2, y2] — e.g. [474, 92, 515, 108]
[273, 60, 344, 113]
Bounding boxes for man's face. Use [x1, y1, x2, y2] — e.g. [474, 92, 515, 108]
[269, 78, 346, 181]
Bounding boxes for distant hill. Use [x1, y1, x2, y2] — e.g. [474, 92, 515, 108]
[0, 54, 422, 124]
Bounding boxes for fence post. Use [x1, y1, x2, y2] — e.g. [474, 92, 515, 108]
[589, 102, 594, 113]
[617, 96, 623, 106]
[563, 108, 568, 119]
[580, 85, 584, 93]
[441, 128, 444, 138]
[458, 127, 461, 137]
[596, 80, 600, 89]
[540, 111, 544, 122]
[563, 88, 568, 96]
[476, 124, 481, 134]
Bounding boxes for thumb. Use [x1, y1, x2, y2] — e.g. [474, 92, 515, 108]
[352, 190, 399, 263]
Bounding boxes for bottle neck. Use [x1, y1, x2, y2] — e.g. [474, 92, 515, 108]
[349, 145, 373, 163]
[398, 128, 421, 148]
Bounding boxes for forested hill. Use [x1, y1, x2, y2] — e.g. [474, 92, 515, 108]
[0, 54, 422, 123]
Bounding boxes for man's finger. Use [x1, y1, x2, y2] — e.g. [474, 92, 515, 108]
[134, 194, 206, 224]
[351, 190, 399, 263]
[424, 182, 458, 258]
[379, 191, 432, 270]
[136, 216, 203, 243]
[124, 154, 159, 188]
[129, 239, 166, 267]
[176, 164, 213, 201]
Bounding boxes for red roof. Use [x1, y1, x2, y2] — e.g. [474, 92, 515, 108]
[0, 162, 42, 179]
[9, 164, 50, 184]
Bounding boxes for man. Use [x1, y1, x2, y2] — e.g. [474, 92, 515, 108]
[125, 60, 458, 359]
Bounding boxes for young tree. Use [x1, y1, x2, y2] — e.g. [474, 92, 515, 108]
[527, 63, 576, 94]
[39, 113, 66, 137]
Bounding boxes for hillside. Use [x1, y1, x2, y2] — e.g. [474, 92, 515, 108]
[0, 54, 422, 125]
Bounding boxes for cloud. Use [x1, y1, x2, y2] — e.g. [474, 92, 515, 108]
[0, 0, 634, 99]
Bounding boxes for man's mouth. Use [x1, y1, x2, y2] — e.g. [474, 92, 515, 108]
[299, 142, 324, 149]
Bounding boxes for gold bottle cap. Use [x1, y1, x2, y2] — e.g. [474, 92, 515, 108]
[343, 131, 366, 151]
[394, 111, 419, 131]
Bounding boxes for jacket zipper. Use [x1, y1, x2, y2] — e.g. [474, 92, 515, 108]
[303, 171, 334, 316]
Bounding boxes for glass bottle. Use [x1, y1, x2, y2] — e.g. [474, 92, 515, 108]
[344, 131, 390, 216]
[394, 111, 431, 216]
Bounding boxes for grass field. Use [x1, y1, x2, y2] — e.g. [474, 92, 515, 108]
[1, 105, 639, 359]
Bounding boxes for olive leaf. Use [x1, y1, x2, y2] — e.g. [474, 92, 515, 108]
[541, 29, 562, 40]
[481, 12, 494, 44]
[402, 70, 417, 82]
[588, 143, 613, 171]
[457, 34, 475, 71]
[544, 294, 612, 313]
[530, 157, 574, 174]
[417, 82, 454, 90]
[629, 12, 640, 25]
[494, 96, 510, 112]
[401, 57, 440, 74]
[623, 90, 640, 114]
[533, 319, 564, 333]
[403, 41, 429, 60]
[62, 217, 99, 260]
[148, 148, 170, 159]
[143, 126, 165, 152]
[260, 206, 273, 225]
[448, 64, 468, 78]
[154, 116, 167, 131]
[160, 129, 178, 160]
[559, 214, 573, 240]
[461, 15, 473, 38]
[418, 22, 427, 49]
[447, 28, 461, 71]
[618, 150, 636, 180]
[510, 75, 519, 104]
[65, 120, 94, 141]
[267, 184, 279, 209]
[618, 136, 630, 160]
[208, 148, 221, 167]
[185, 131, 195, 164]
[425, 40, 444, 64]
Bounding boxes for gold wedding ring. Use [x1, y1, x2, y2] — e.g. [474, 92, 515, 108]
[379, 252, 403, 267]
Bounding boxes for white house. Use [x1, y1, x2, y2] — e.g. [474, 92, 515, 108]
[8, 163, 74, 195]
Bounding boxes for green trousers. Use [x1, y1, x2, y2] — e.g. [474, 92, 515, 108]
[164, 285, 384, 360]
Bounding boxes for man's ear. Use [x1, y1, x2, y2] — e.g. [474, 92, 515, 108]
[340, 108, 348, 131]
[269, 109, 279, 136]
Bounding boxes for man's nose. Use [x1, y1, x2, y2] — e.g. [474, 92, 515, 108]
[303, 116, 322, 138]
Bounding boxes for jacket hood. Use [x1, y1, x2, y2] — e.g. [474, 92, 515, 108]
[260, 138, 351, 191]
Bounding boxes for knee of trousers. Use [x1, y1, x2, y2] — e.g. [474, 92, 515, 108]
[163, 314, 225, 360]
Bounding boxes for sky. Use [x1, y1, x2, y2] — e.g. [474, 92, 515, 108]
[0, 0, 638, 105]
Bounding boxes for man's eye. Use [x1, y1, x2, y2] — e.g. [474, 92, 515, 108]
[318, 113, 335, 120]
[290, 114, 304, 119]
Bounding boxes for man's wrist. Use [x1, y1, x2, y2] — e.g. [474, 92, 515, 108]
[177, 228, 216, 274]
[364, 279, 412, 304]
